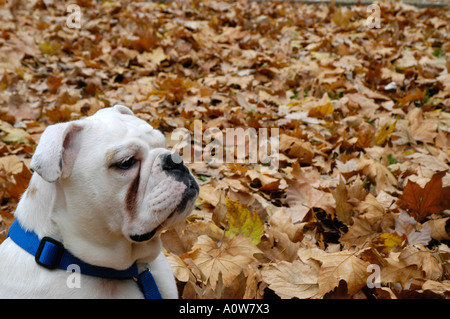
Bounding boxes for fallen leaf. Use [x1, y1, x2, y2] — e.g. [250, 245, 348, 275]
[261, 260, 319, 299]
[420, 280, 450, 298]
[225, 199, 264, 245]
[332, 177, 353, 225]
[0, 155, 32, 201]
[166, 253, 191, 283]
[395, 49, 417, 70]
[188, 235, 261, 291]
[308, 101, 334, 118]
[340, 216, 378, 248]
[258, 227, 300, 263]
[424, 218, 450, 242]
[0, 121, 33, 144]
[331, 6, 354, 28]
[337, 157, 397, 194]
[381, 253, 424, 289]
[286, 179, 335, 223]
[313, 251, 369, 297]
[397, 171, 450, 222]
[407, 153, 449, 172]
[279, 134, 314, 164]
[399, 245, 442, 280]
[395, 211, 431, 245]
[372, 232, 405, 255]
[375, 120, 397, 145]
[198, 183, 221, 207]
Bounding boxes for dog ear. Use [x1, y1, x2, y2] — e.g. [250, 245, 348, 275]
[30, 122, 83, 183]
[112, 104, 134, 116]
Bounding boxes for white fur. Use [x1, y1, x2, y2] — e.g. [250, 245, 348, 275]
[0, 105, 196, 299]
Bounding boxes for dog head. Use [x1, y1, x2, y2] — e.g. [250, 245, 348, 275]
[27, 105, 198, 268]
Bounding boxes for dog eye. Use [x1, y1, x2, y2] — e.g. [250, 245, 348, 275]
[113, 156, 137, 170]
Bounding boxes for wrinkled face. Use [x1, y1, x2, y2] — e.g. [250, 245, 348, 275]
[66, 107, 199, 244]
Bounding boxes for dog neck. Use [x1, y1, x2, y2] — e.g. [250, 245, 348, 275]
[15, 174, 56, 239]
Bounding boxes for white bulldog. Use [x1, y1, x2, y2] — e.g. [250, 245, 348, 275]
[0, 105, 199, 298]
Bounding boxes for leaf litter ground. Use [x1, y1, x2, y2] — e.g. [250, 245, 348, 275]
[0, 0, 449, 299]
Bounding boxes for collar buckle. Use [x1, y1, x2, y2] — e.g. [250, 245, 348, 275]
[35, 236, 64, 270]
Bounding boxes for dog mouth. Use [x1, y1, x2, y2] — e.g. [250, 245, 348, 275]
[129, 228, 158, 243]
[129, 175, 199, 243]
[129, 209, 177, 243]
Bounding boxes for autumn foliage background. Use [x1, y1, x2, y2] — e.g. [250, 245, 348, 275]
[0, 0, 450, 299]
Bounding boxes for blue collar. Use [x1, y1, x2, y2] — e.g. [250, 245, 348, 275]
[7, 220, 162, 299]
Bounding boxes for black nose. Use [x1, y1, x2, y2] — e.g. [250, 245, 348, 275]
[162, 153, 185, 171]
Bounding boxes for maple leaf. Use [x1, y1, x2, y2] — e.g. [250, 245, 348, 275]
[397, 171, 450, 222]
[225, 198, 264, 245]
[380, 252, 425, 289]
[286, 179, 335, 223]
[340, 216, 378, 248]
[313, 251, 369, 297]
[166, 253, 191, 283]
[188, 235, 261, 291]
[399, 245, 442, 280]
[261, 260, 319, 299]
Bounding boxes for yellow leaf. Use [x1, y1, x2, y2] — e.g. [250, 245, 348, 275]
[225, 198, 264, 245]
[373, 232, 405, 255]
[375, 120, 397, 145]
[0, 121, 32, 144]
[308, 101, 334, 118]
[38, 41, 61, 55]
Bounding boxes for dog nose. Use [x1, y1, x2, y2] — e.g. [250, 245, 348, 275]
[162, 153, 185, 171]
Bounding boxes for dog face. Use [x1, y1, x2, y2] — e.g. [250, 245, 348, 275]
[29, 105, 198, 266]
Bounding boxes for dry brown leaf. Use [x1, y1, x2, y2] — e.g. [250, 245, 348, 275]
[198, 183, 221, 207]
[286, 180, 335, 223]
[166, 253, 191, 283]
[0, 155, 32, 201]
[258, 227, 300, 263]
[188, 235, 261, 291]
[313, 251, 370, 297]
[424, 218, 450, 242]
[397, 171, 450, 222]
[380, 252, 425, 289]
[336, 157, 397, 194]
[261, 260, 319, 299]
[420, 280, 450, 298]
[279, 134, 314, 164]
[340, 217, 378, 248]
[399, 245, 442, 280]
[332, 177, 353, 225]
